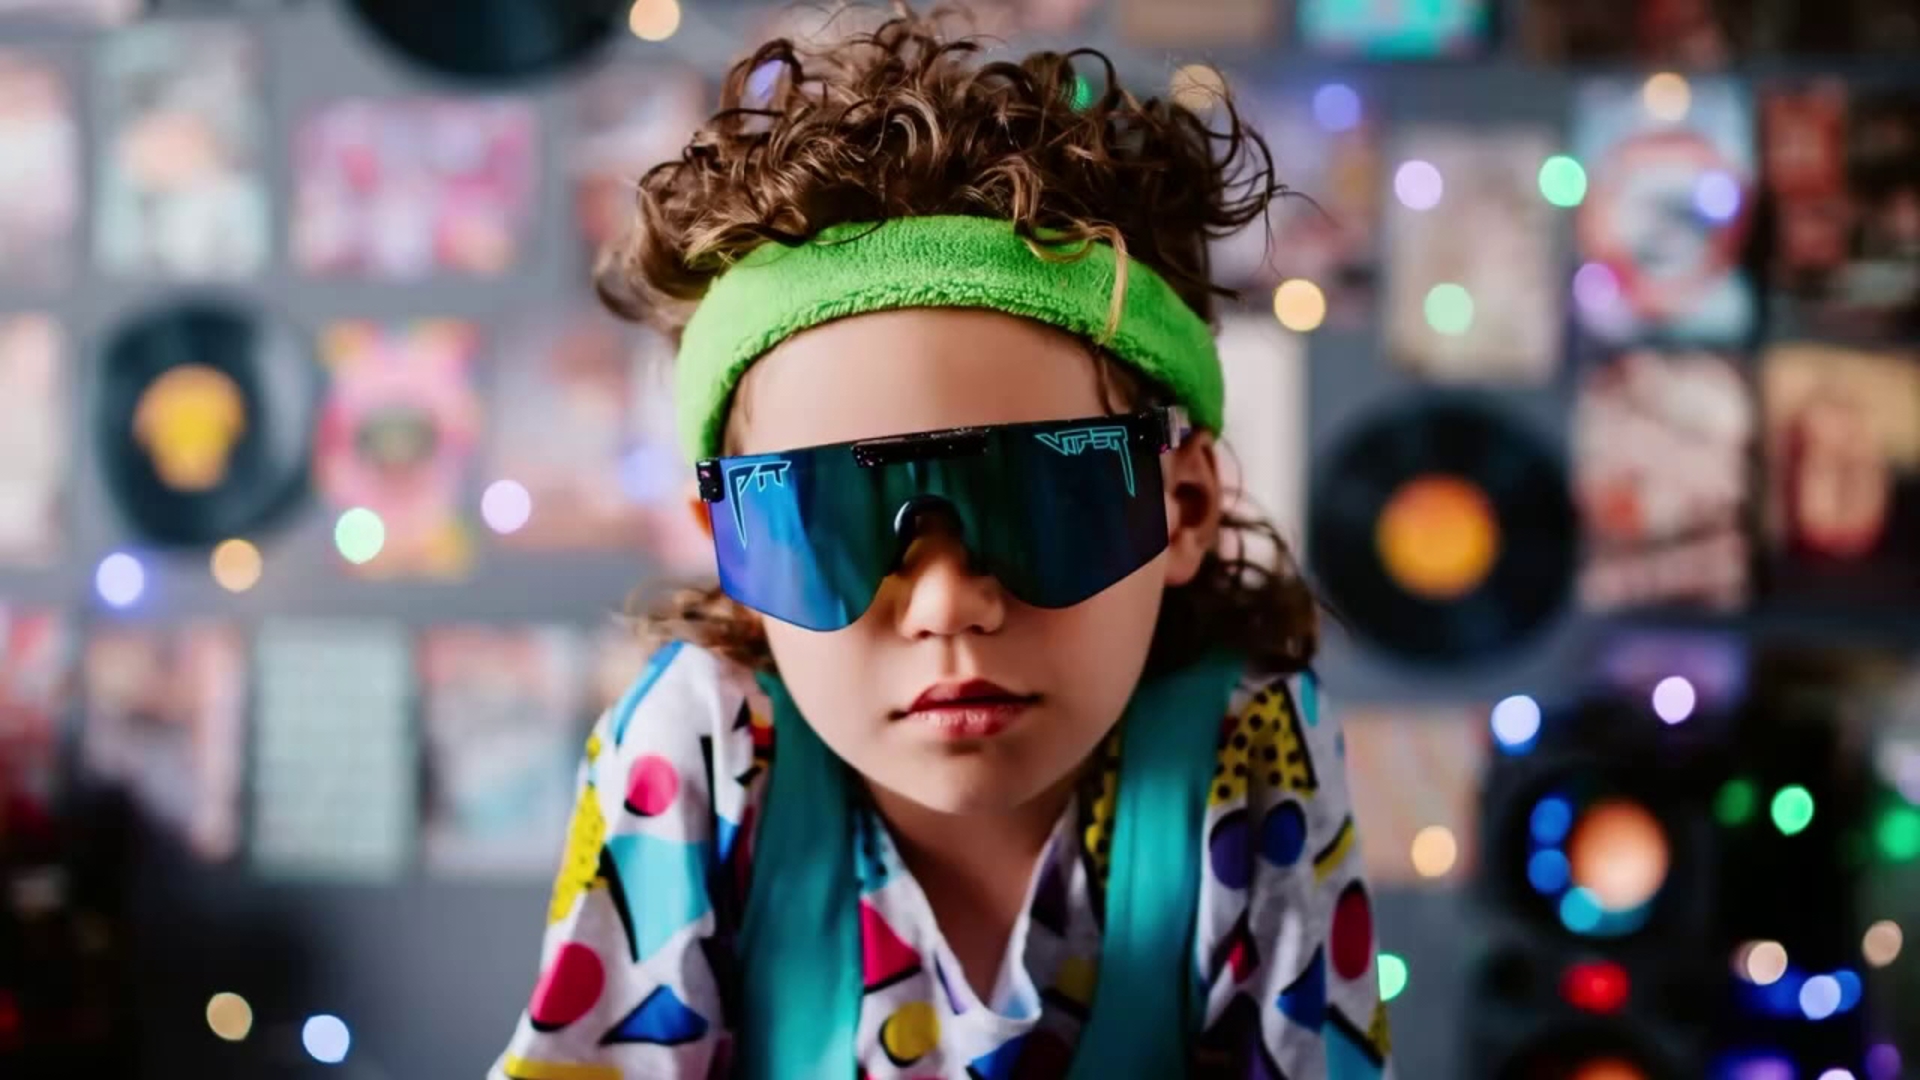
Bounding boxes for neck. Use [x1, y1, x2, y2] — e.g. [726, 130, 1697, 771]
[865, 774, 1078, 999]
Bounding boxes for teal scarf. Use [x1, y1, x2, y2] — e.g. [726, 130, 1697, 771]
[735, 653, 1245, 1077]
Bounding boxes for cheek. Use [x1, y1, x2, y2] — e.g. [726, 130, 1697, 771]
[761, 622, 870, 723]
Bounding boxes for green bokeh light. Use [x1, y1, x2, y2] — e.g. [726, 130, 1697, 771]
[1771, 785, 1816, 837]
[334, 508, 386, 566]
[1538, 155, 1588, 207]
[1714, 777, 1758, 827]
[1377, 952, 1408, 1001]
[1424, 283, 1474, 335]
[1877, 806, 1920, 861]
[1069, 74, 1094, 111]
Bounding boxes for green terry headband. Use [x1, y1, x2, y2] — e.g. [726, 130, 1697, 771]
[674, 215, 1224, 461]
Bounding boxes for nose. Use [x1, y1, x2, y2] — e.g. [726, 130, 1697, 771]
[890, 504, 1005, 639]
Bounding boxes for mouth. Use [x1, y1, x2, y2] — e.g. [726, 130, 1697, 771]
[896, 678, 1040, 740]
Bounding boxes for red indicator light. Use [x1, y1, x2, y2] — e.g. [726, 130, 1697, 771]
[1562, 960, 1631, 1014]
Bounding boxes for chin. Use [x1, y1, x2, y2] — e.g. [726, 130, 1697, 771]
[873, 765, 1051, 818]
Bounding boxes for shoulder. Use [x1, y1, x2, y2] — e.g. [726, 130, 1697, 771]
[1214, 667, 1336, 807]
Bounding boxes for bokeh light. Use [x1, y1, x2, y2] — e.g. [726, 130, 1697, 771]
[1538, 155, 1587, 207]
[627, 0, 681, 41]
[210, 539, 262, 593]
[1694, 170, 1742, 222]
[1531, 796, 1574, 845]
[1491, 695, 1542, 750]
[1170, 64, 1226, 112]
[1572, 261, 1622, 314]
[1651, 676, 1696, 724]
[1875, 805, 1920, 861]
[1642, 72, 1691, 122]
[1863, 920, 1903, 967]
[1410, 825, 1458, 878]
[206, 992, 253, 1042]
[95, 553, 145, 609]
[1772, 785, 1816, 836]
[1069, 74, 1095, 112]
[1312, 83, 1361, 132]
[1424, 283, 1474, 335]
[1799, 974, 1841, 1020]
[1528, 849, 1571, 893]
[333, 508, 385, 566]
[481, 480, 533, 535]
[1569, 1061, 1648, 1080]
[1714, 777, 1758, 827]
[1394, 160, 1444, 210]
[1566, 800, 1669, 912]
[1820, 1071, 1858, 1080]
[302, 1014, 350, 1064]
[1377, 952, 1408, 1001]
[1741, 940, 1788, 985]
[1272, 279, 1328, 332]
[1868, 1043, 1902, 1080]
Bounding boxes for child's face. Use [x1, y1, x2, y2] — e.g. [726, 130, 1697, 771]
[728, 308, 1221, 818]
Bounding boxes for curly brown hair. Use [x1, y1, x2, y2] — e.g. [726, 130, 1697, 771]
[600, 2, 1318, 678]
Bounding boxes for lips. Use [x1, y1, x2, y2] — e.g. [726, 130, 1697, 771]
[899, 679, 1039, 740]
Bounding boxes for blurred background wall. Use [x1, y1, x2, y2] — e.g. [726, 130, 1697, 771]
[0, 0, 1915, 1077]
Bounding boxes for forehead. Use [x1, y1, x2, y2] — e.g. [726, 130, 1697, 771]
[725, 308, 1110, 454]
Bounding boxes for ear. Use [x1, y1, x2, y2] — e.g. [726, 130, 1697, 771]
[686, 479, 712, 540]
[1162, 430, 1223, 587]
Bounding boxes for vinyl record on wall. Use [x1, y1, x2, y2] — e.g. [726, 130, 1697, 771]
[343, 0, 629, 84]
[1309, 396, 1576, 664]
[96, 299, 318, 547]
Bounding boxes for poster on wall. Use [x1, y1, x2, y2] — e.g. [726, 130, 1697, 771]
[81, 624, 246, 862]
[1571, 77, 1756, 346]
[572, 66, 706, 271]
[95, 22, 269, 279]
[1384, 126, 1561, 384]
[1211, 83, 1380, 328]
[315, 320, 482, 581]
[0, 608, 71, 837]
[1764, 81, 1920, 340]
[1340, 704, 1487, 886]
[293, 96, 538, 280]
[0, 314, 66, 567]
[1573, 349, 1754, 612]
[0, 52, 78, 288]
[1762, 343, 1920, 606]
[1522, 0, 1755, 65]
[1216, 315, 1308, 553]
[419, 625, 585, 878]
[1299, 0, 1490, 57]
[252, 620, 416, 882]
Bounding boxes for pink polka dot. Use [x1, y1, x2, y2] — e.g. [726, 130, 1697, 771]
[1329, 882, 1374, 981]
[528, 943, 605, 1030]
[626, 755, 680, 817]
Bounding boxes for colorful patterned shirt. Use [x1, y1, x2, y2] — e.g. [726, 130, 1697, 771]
[491, 643, 1394, 1079]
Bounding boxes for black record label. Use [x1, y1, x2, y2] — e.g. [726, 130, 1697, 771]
[1309, 398, 1575, 664]
[97, 300, 318, 547]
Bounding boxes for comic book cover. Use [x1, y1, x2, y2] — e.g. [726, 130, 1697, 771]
[1299, 0, 1489, 57]
[0, 52, 77, 288]
[1341, 704, 1487, 886]
[1216, 316, 1308, 552]
[0, 315, 65, 567]
[419, 625, 585, 878]
[1522, 0, 1757, 65]
[1764, 82, 1920, 339]
[573, 66, 706, 270]
[81, 624, 245, 862]
[293, 96, 538, 280]
[1572, 77, 1756, 346]
[1384, 126, 1561, 384]
[0, 608, 71, 836]
[1762, 344, 1920, 606]
[95, 22, 268, 279]
[315, 320, 482, 580]
[1211, 84, 1380, 327]
[1574, 349, 1754, 612]
[489, 312, 707, 571]
[251, 620, 415, 882]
